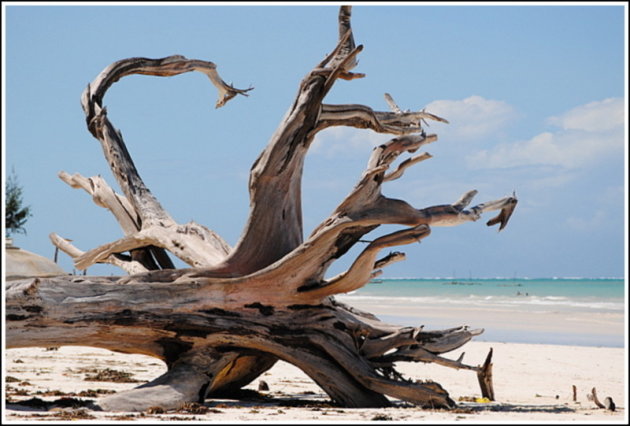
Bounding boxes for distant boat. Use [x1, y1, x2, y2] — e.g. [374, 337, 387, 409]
[443, 270, 481, 285]
[443, 280, 481, 286]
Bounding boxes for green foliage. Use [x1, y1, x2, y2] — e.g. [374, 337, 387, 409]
[5, 170, 32, 237]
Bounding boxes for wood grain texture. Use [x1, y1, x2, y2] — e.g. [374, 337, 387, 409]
[11, 5, 517, 411]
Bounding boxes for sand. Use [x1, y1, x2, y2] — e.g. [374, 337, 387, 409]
[3, 340, 627, 423]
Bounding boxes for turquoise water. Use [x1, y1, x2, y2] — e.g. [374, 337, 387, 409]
[338, 278, 626, 347]
[346, 278, 625, 312]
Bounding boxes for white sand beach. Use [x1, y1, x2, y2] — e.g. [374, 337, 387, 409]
[4, 339, 627, 423]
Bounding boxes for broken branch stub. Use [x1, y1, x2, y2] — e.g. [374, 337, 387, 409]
[8, 5, 518, 412]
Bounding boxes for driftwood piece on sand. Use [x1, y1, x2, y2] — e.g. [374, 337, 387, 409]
[6, 6, 518, 412]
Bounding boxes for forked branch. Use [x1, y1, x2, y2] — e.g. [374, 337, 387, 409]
[58, 55, 249, 271]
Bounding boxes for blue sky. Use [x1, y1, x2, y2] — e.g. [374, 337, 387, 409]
[3, 2, 627, 279]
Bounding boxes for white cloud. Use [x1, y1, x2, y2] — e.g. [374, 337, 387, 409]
[425, 95, 517, 141]
[468, 97, 625, 170]
[547, 98, 625, 132]
[310, 95, 517, 157]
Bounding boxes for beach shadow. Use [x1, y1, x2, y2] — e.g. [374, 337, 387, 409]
[458, 402, 575, 413]
[207, 389, 334, 409]
[5, 397, 98, 412]
[7, 394, 580, 416]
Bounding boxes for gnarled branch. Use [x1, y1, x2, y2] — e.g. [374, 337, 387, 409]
[11, 5, 515, 412]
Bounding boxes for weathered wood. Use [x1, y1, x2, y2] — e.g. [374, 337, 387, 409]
[477, 347, 495, 401]
[6, 276, 474, 409]
[74, 55, 238, 272]
[8, 5, 518, 412]
[588, 387, 605, 409]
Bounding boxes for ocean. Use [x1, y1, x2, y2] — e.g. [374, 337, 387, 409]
[336, 278, 626, 348]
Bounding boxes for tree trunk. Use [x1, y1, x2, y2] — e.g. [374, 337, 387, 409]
[7, 5, 517, 412]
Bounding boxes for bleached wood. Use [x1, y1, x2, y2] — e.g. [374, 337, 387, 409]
[49, 232, 148, 275]
[383, 152, 432, 182]
[8, 5, 517, 411]
[57, 171, 139, 233]
[74, 222, 230, 270]
[65, 56, 239, 271]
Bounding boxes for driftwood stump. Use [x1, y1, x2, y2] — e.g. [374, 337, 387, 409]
[6, 6, 516, 411]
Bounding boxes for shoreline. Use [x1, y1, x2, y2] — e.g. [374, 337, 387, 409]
[335, 294, 626, 348]
[4, 340, 627, 423]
